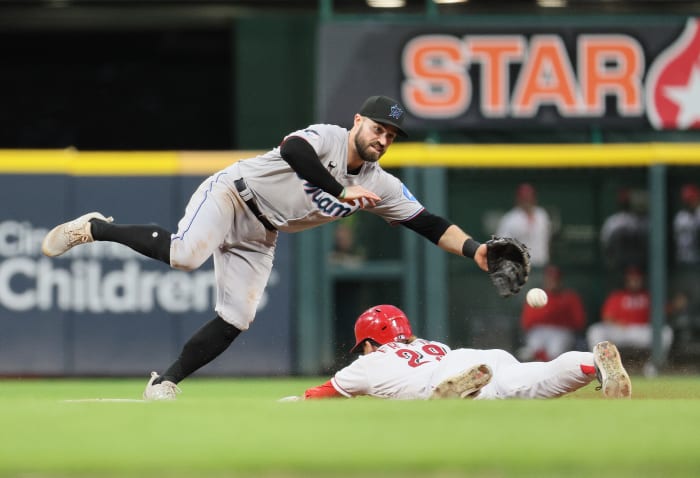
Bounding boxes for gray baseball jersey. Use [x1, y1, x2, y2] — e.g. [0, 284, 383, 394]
[229, 123, 424, 232]
[171, 124, 423, 330]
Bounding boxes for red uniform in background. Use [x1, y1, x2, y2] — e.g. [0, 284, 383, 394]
[586, 266, 674, 373]
[599, 289, 650, 326]
[519, 265, 586, 362]
[522, 289, 586, 331]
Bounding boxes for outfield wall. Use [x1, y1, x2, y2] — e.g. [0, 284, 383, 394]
[0, 151, 292, 377]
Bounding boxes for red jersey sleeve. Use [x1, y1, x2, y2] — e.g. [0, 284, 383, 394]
[304, 380, 344, 399]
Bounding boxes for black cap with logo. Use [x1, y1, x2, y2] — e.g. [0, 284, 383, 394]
[358, 95, 408, 137]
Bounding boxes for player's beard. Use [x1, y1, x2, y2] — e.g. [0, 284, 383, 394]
[354, 130, 384, 163]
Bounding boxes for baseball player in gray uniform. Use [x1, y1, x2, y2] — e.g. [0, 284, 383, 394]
[41, 95, 491, 400]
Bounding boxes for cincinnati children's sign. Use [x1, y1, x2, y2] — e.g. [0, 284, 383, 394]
[0, 220, 280, 315]
[319, 18, 700, 130]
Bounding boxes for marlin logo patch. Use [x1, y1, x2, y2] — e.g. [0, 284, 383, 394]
[389, 104, 404, 120]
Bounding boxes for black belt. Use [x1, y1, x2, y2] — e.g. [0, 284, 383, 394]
[234, 178, 277, 231]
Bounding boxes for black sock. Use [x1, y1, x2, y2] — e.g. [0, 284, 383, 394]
[155, 315, 242, 384]
[90, 219, 171, 265]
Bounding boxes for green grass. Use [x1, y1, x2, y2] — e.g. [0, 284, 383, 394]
[1, 376, 699, 477]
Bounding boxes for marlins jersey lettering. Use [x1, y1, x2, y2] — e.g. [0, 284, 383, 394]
[229, 124, 423, 233]
[331, 339, 452, 400]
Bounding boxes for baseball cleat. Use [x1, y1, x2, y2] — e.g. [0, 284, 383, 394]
[142, 371, 181, 401]
[593, 341, 632, 399]
[41, 211, 113, 257]
[430, 364, 492, 399]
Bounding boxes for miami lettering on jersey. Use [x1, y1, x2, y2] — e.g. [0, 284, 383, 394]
[303, 182, 356, 217]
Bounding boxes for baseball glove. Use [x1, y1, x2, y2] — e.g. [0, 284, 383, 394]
[485, 236, 531, 298]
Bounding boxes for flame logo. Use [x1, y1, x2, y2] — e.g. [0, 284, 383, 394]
[647, 18, 700, 129]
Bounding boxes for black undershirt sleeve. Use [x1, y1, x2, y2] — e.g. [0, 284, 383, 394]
[400, 209, 453, 245]
[280, 136, 345, 197]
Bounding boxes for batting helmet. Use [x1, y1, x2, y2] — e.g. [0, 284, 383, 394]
[350, 304, 413, 353]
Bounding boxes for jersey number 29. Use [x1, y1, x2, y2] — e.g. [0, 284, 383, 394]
[395, 344, 447, 368]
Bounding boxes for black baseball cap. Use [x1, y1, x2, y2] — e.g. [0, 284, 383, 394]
[358, 95, 408, 137]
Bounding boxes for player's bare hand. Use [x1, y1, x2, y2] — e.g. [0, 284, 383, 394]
[340, 185, 381, 208]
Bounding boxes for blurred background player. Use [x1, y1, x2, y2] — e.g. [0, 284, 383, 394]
[496, 183, 552, 268]
[668, 183, 700, 363]
[519, 265, 586, 362]
[286, 304, 631, 401]
[328, 222, 365, 266]
[587, 266, 674, 375]
[673, 183, 700, 266]
[599, 187, 649, 274]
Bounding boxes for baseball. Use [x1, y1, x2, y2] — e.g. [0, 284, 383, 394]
[526, 288, 548, 308]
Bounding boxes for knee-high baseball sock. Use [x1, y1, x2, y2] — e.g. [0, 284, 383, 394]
[155, 315, 242, 385]
[89, 219, 171, 265]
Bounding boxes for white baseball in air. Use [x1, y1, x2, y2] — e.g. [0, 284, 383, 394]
[526, 288, 548, 308]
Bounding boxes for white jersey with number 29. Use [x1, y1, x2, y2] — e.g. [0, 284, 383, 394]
[331, 339, 453, 400]
[330, 339, 597, 400]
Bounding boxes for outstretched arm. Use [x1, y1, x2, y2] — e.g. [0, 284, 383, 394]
[281, 355, 372, 401]
[278, 379, 346, 402]
[438, 225, 488, 272]
[280, 136, 345, 197]
[304, 380, 344, 399]
[280, 136, 380, 207]
[401, 211, 488, 271]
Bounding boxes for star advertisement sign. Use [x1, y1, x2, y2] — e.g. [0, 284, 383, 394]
[317, 18, 700, 131]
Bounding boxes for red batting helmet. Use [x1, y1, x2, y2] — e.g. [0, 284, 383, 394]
[350, 304, 413, 353]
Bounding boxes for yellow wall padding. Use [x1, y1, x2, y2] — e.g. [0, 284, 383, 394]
[1, 143, 700, 175]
